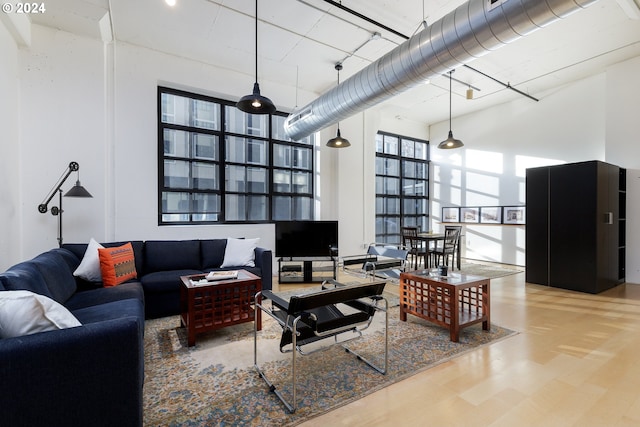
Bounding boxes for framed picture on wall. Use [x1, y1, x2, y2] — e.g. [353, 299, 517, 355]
[461, 207, 480, 223]
[503, 206, 526, 224]
[480, 206, 502, 224]
[442, 207, 460, 223]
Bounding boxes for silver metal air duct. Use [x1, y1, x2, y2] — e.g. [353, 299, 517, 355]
[284, 0, 599, 140]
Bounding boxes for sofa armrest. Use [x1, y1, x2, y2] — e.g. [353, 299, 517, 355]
[254, 247, 273, 291]
[0, 317, 143, 427]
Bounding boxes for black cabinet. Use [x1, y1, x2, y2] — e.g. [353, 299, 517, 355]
[525, 161, 625, 293]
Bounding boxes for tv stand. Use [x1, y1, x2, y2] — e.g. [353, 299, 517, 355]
[278, 257, 337, 284]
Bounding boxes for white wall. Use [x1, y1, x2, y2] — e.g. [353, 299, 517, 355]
[426, 59, 640, 273]
[326, 109, 431, 257]
[18, 25, 107, 259]
[0, 21, 21, 268]
[605, 56, 640, 283]
[428, 74, 607, 266]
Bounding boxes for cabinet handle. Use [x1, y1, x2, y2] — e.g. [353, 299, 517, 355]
[604, 212, 613, 224]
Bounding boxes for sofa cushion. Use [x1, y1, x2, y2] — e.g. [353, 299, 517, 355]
[221, 238, 259, 268]
[144, 240, 201, 272]
[141, 269, 202, 293]
[0, 290, 82, 338]
[31, 251, 77, 304]
[0, 264, 54, 298]
[73, 238, 104, 282]
[71, 298, 144, 325]
[71, 298, 145, 338]
[64, 282, 144, 312]
[98, 243, 138, 287]
[200, 239, 227, 269]
[50, 247, 82, 273]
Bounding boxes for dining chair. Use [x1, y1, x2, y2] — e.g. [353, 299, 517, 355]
[431, 226, 462, 270]
[401, 226, 427, 270]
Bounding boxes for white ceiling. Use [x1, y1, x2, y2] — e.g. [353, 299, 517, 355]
[29, 0, 640, 126]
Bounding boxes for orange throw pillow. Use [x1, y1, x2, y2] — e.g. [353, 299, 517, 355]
[98, 243, 137, 287]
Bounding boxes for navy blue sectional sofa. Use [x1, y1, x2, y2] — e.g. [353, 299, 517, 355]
[0, 238, 272, 427]
[62, 239, 273, 318]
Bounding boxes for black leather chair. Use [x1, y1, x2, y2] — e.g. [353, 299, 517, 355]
[254, 280, 388, 413]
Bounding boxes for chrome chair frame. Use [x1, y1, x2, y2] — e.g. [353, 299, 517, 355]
[340, 243, 409, 282]
[254, 281, 388, 413]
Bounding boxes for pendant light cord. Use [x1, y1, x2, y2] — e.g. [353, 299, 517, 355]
[336, 63, 342, 130]
[254, 0, 258, 83]
[448, 70, 452, 132]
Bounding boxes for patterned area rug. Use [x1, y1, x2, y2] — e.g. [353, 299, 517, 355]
[143, 303, 516, 426]
[459, 261, 523, 279]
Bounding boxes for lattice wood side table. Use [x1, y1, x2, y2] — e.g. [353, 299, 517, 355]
[180, 270, 262, 347]
[399, 271, 490, 342]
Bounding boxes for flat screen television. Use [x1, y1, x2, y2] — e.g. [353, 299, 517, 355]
[275, 221, 338, 257]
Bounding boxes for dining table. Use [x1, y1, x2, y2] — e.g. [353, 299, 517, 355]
[415, 232, 462, 270]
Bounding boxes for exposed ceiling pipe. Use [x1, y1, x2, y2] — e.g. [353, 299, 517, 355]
[284, 0, 599, 141]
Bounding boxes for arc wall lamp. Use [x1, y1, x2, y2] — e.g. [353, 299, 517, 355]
[38, 161, 92, 246]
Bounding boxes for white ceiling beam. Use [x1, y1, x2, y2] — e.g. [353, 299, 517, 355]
[617, 0, 640, 19]
[0, 11, 31, 46]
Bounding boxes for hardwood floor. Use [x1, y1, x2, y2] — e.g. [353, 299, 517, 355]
[281, 269, 640, 427]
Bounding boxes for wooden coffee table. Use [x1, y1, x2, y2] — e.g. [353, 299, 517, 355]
[399, 270, 490, 342]
[180, 270, 262, 347]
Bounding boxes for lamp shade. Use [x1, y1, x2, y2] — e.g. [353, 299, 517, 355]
[65, 180, 93, 198]
[437, 131, 464, 149]
[326, 129, 351, 148]
[236, 82, 276, 114]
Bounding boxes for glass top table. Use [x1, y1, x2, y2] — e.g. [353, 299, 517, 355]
[399, 269, 490, 342]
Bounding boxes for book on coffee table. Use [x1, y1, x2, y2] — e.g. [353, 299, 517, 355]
[206, 270, 239, 281]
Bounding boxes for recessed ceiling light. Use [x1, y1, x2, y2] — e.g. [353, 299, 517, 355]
[165, 0, 177, 7]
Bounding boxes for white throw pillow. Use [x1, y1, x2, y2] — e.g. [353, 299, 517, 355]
[0, 290, 82, 339]
[73, 238, 105, 282]
[221, 238, 259, 268]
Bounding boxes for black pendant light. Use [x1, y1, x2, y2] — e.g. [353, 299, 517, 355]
[326, 63, 351, 148]
[438, 70, 464, 149]
[236, 0, 275, 115]
[326, 128, 351, 148]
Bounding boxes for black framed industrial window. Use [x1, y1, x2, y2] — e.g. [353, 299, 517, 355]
[375, 131, 430, 244]
[158, 86, 315, 224]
